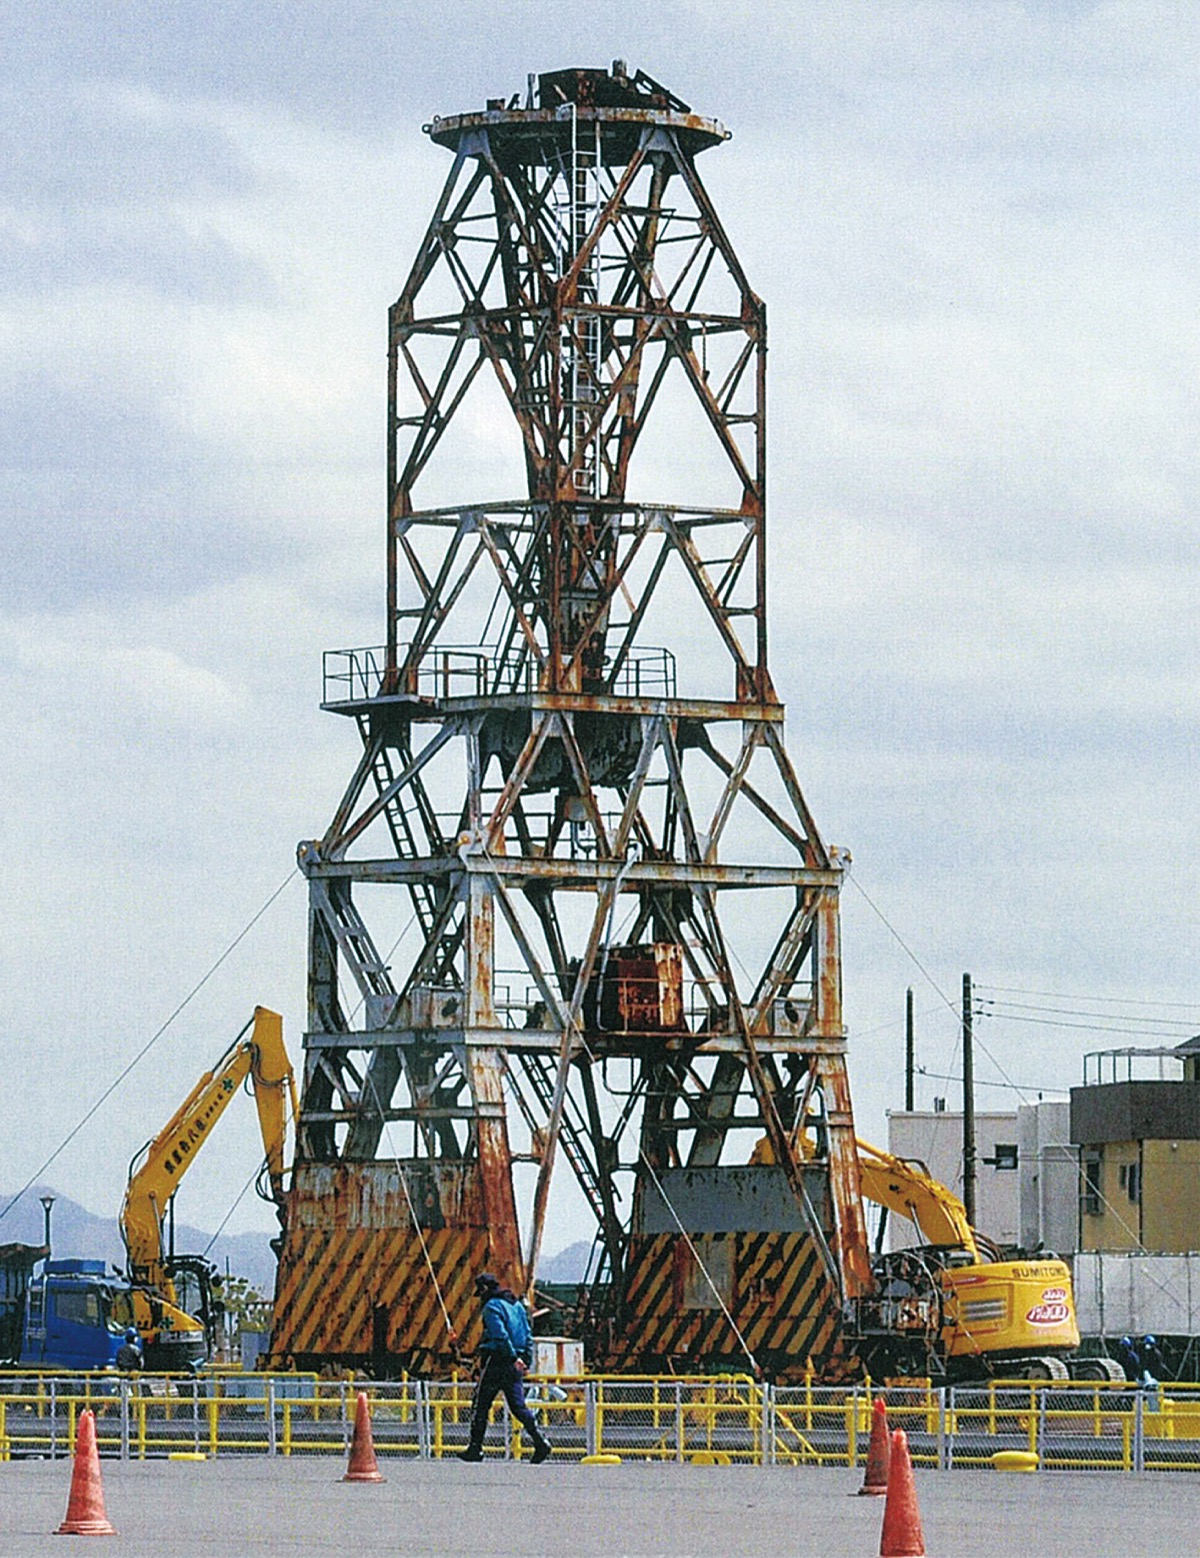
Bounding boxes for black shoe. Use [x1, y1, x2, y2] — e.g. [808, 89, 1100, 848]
[457, 1446, 484, 1462]
[530, 1437, 552, 1464]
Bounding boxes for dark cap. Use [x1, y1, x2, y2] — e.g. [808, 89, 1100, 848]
[473, 1271, 500, 1297]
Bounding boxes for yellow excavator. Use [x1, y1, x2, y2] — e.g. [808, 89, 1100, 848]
[120, 1007, 297, 1370]
[754, 1129, 1109, 1383]
[854, 1139, 1120, 1382]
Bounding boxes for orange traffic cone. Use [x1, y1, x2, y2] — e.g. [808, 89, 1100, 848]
[342, 1391, 385, 1483]
[56, 1408, 116, 1536]
[879, 1428, 925, 1557]
[857, 1396, 890, 1495]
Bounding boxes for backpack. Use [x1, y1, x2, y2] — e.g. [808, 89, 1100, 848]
[500, 1296, 533, 1365]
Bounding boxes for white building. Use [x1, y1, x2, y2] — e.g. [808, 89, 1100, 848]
[886, 1109, 1020, 1248]
[884, 1102, 1078, 1255]
[1017, 1100, 1079, 1256]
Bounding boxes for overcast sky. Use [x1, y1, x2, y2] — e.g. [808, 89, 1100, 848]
[2, 1, 1196, 1253]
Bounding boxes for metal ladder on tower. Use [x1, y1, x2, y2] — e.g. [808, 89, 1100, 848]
[548, 107, 603, 499]
[518, 1052, 609, 1228]
[363, 721, 463, 989]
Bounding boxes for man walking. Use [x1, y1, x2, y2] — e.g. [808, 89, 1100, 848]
[459, 1272, 552, 1463]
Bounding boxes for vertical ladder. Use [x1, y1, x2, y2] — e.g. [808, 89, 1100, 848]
[518, 1052, 609, 1227]
[549, 109, 604, 498]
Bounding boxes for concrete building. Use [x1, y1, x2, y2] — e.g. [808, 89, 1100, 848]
[1070, 1041, 1200, 1254]
[1017, 1100, 1079, 1256]
[885, 1102, 1077, 1254]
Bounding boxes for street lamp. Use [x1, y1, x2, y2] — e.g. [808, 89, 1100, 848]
[39, 1195, 55, 1258]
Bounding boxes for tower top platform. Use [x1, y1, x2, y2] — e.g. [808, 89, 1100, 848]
[425, 62, 730, 163]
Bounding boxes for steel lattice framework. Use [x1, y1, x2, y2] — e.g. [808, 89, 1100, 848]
[270, 64, 872, 1379]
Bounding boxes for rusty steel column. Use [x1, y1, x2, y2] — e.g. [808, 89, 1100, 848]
[270, 62, 873, 1380]
[812, 889, 872, 1302]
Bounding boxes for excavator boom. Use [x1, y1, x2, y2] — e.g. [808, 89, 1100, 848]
[855, 1138, 979, 1256]
[120, 1007, 296, 1364]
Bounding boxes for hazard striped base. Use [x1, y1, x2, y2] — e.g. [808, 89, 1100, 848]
[269, 1162, 491, 1370]
[270, 1167, 857, 1381]
[598, 1231, 852, 1380]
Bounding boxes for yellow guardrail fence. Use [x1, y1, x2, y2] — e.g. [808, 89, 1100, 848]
[0, 1370, 1197, 1471]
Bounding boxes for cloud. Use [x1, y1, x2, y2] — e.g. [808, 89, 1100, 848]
[0, 618, 251, 729]
[0, 89, 414, 611]
[1, 81, 259, 204]
[0, 2, 1195, 1249]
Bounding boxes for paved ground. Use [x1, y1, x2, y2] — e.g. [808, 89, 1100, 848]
[4, 1456, 1200, 1555]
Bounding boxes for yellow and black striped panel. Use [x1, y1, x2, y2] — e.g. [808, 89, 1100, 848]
[270, 1220, 493, 1366]
[601, 1231, 846, 1380]
[268, 1157, 509, 1370]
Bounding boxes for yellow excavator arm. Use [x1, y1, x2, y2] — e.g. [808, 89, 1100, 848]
[753, 1128, 980, 1256]
[749, 1127, 1081, 1379]
[854, 1138, 979, 1257]
[121, 1007, 298, 1302]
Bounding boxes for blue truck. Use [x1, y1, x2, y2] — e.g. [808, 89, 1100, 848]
[1, 1245, 133, 1370]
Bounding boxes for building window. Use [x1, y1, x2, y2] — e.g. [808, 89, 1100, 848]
[1081, 1152, 1102, 1216]
[992, 1143, 1018, 1171]
[1119, 1162, 1141, 1204]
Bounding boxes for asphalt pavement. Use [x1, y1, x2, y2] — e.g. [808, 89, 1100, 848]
[3, 1455, 1200, 1555]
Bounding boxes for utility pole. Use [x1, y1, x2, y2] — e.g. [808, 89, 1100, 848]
[905, 987, 914, 1112]
[962, 972, 976, 1226]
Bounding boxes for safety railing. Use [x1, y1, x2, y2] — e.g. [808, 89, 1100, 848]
[322, 644, 677, 704]
[3, 1372, 1199, 1471]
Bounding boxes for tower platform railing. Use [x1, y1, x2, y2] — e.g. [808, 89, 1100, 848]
[322, 644, 676, 706]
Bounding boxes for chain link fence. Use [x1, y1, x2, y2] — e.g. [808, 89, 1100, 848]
[5, 1372, 1200, 1469]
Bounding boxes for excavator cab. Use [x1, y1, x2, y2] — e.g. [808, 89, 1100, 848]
[165, 1256, 224, 1352]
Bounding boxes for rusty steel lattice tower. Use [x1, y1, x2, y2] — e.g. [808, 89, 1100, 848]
[270, 63, 872, 1378]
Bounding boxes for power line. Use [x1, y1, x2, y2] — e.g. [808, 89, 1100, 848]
[846, 876, 958, 1019]
[914, 1067, 1069, 1097]
[976, 984, 1199, 1013]
[978, 1011, 1196, 1040]
[854, 1002, 947, 1042]
[0, 867, 299, 1229]
[848, 874, 1034, 1105]
[980, 998, 1194, 1029]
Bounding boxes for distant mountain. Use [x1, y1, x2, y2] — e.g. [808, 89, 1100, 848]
[0, 1185, 278, 1295]
[538, 1240, 591, 1282]
[3, 1185, 590, 1295]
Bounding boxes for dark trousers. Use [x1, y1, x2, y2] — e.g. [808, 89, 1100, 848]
[469, 1354, 541, 1442]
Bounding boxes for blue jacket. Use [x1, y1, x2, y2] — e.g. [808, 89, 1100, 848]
[479, 1294, 533, 1365]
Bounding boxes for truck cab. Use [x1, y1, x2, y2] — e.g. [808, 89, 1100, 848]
[19, 1259, 129, 1371]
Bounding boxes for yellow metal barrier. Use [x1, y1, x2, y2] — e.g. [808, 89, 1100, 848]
[588, 1377, 763, 1464]
[2, 1370, 1200, 1471]
[771, 1390, 855, 1466]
